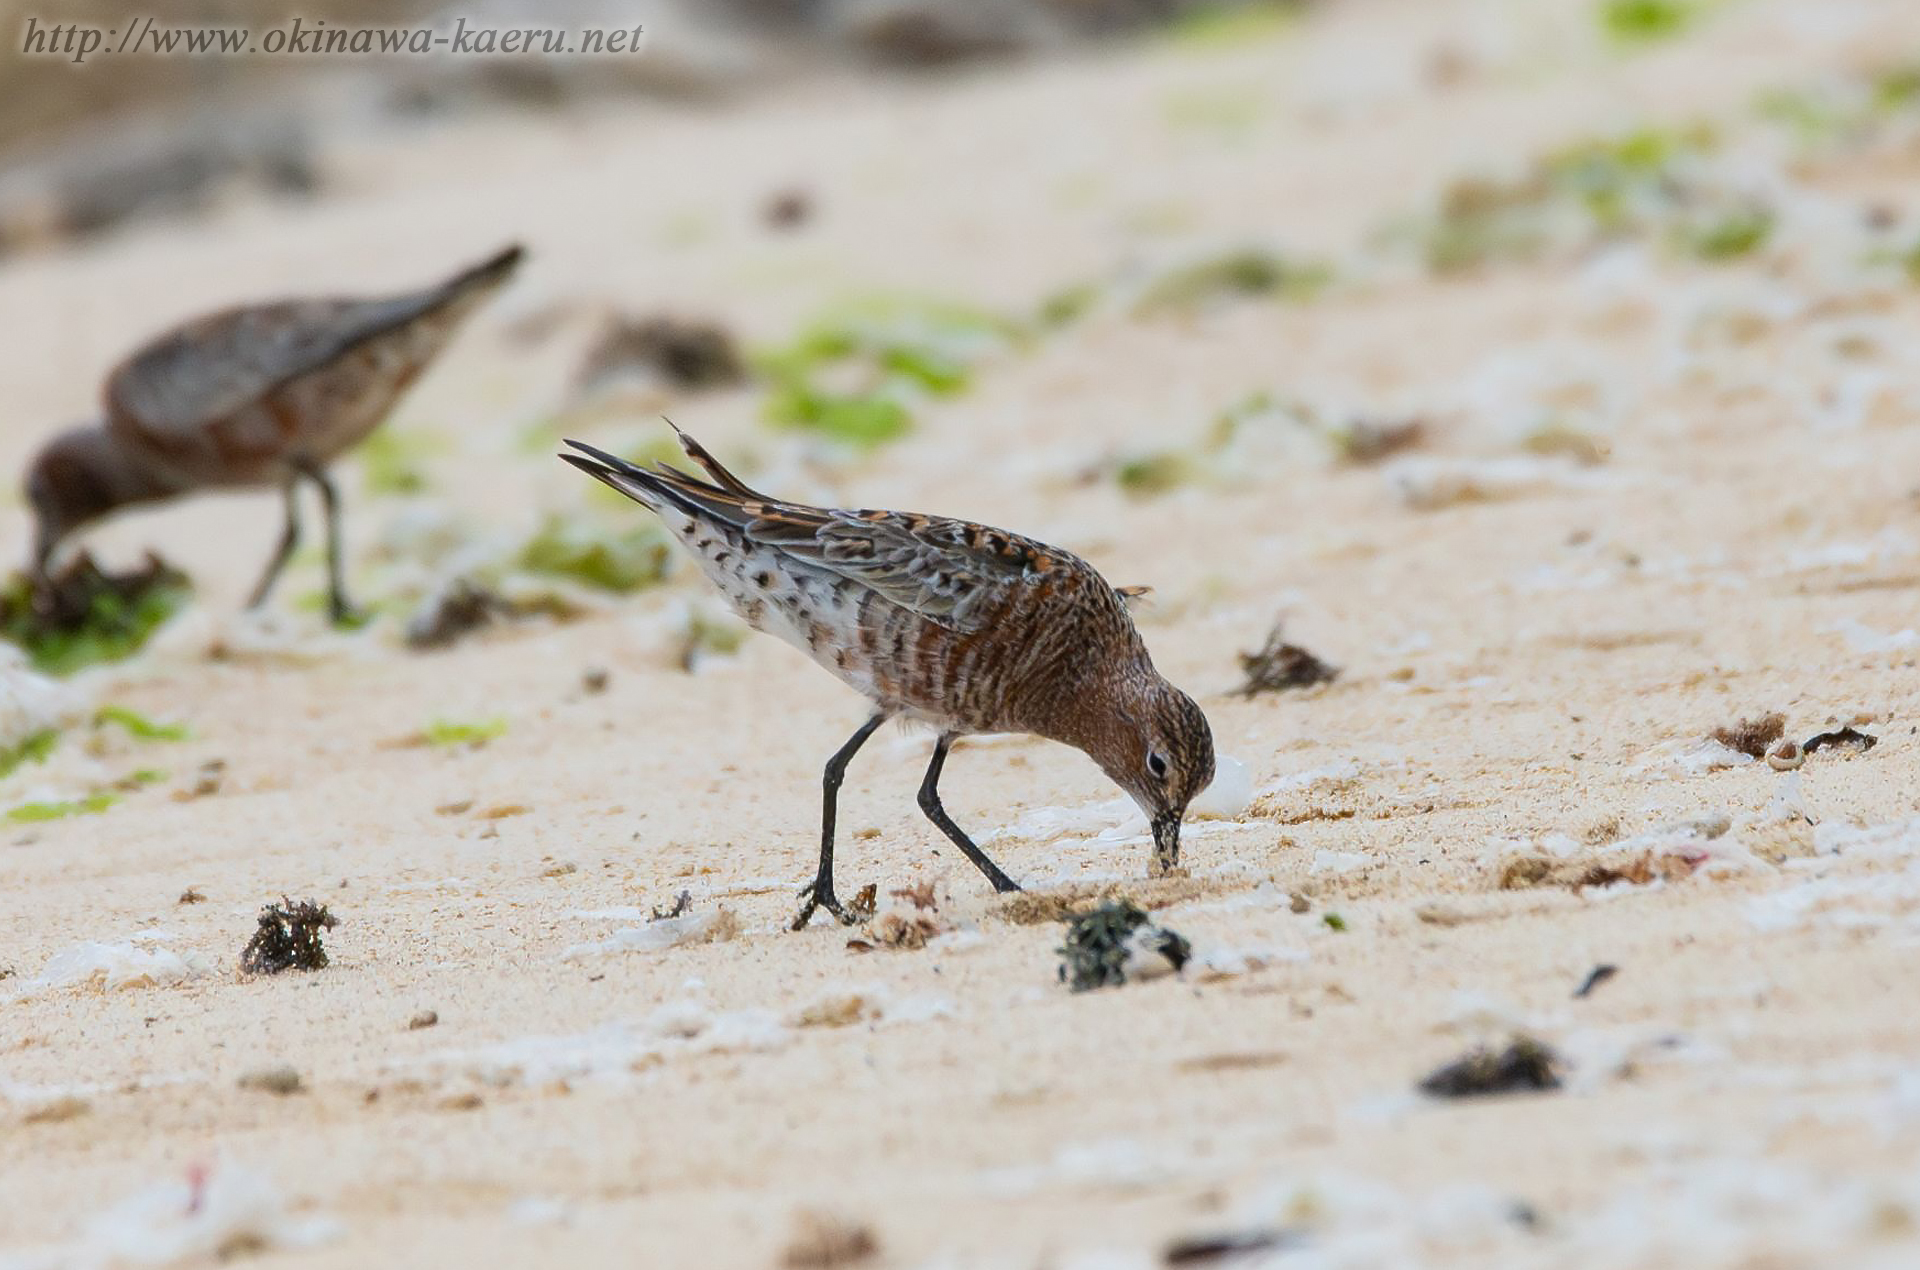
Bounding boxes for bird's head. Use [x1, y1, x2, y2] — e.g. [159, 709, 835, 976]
[24, 425, 135, 576]
[1086, 676, 1216, 876]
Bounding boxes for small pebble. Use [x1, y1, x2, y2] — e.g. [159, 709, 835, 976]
[408, 1009, 439, 1030]
[764, 188, 813, 230]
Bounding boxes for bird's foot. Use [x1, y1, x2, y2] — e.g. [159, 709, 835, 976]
[790, 880, 829, 930]
[791, 879, 877, 931]
[327, 598, 371, 630]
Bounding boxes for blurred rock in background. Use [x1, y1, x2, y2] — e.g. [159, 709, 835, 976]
[0, 0, 1291, 252]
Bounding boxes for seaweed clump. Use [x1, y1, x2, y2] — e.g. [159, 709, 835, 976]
[1136, 248, 1332, 315]
[1113, 450, 1201, 500]
[575, 315, 747, 393]
[0, 728, 59, 780]
[7, 793, 115, 823]
[1419, 1035, 1564, 1098]
[1237, 621, 1340, 696]
[0, 552, 191, 676]
[757, 297, 1023, 447]
[1057, 899, 1191, 992]
[404, 578, 512, 650]
[1599, 0, 1698, 47]
[1411, 124, 1770, 273]
[518, 514, 673, 594]
[240, 898, 338, 974]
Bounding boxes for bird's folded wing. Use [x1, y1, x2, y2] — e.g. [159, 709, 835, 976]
[105, 292, 441, 439]
[746, 507, 1091, 631]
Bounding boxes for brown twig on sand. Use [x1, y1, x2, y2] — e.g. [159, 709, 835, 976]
[1237, 622, 1339, 697]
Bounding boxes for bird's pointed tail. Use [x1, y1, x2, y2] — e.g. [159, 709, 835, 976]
[558, 439, 677, 515]
[661, 418, 765, 499]
[439, 242, 525, 300]
[561, 430, 769, 533]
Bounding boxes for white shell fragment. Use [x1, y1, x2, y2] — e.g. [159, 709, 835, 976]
[15, 934, 210, 996]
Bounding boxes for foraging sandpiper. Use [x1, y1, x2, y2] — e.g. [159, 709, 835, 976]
[563, 427, 1215, 929]
[24, 243, 523, 622]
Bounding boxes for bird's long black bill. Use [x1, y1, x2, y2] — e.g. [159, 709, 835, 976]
[1151, 813, 1182, 877]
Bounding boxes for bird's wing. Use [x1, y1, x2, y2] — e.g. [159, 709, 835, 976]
[106, 296, 419, 439]
[105, 245, 522, 441]
[564, 434, 1129, 632]
[744, 504, 1108, 631]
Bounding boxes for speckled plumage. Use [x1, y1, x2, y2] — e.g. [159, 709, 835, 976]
[563, 428, 1216, 929]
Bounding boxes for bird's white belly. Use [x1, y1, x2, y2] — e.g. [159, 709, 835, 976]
[670, 515, 881, 699]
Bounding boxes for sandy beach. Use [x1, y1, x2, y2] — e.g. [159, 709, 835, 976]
[5, 1, 1920, 1265]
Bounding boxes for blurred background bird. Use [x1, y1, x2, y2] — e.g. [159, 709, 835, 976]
[24, 243, 522, 622]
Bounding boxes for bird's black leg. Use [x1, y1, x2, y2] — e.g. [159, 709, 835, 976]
[918, 734, 1021, 894]
[245, 479, 302, 611]
[296, 460, 360, 626]
[793, 712, 889, 930]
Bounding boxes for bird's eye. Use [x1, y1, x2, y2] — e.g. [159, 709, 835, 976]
[1147, 751, 1169, 780]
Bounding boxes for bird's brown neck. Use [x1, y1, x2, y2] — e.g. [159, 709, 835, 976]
[1031, 658, 1154, 771]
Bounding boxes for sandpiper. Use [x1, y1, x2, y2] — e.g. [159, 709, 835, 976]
[24, 243, 524, 622]
[562, 427, 1216, 929]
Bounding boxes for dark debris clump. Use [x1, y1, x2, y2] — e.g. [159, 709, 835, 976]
[1804, 726, 1878, 755]
[764, 188, 813, 231]
[1709, 711, 1786, 759]
[846, 878, 951, 952]
[404, 577, 513, 650]
[1330, 417, 1427, 465]
[1057, 899, 1191, 992]
[852, 9, 1017, 68]
[1419, 1035, 1564, 1099]
[0, 551, 192, 676]
[1237, 622, 1340, 697]
[575, 315, 746, 393]
[1573, 963, 1619, 998]
[1164, 1230, 1300, 1265]
[649, 890, 693, 921]
[1137, 248, 1333, 315]
[781, 1209, 880, 1269]
[239, 897, 338, 975]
